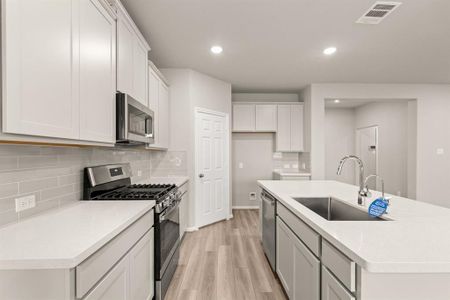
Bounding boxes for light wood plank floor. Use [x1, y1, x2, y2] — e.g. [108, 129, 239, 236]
[165, 209, 287, 300]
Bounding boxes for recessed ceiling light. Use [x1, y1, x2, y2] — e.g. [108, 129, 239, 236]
[210, 45, 223, 54]
[323, 47, 337, 55]
[334, 99, 340, 103]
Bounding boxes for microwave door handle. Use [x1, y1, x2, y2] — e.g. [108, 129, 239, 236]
[145, 116, 154, 139]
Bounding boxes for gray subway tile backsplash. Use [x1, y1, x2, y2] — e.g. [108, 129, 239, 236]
[0, 144, 154, 228]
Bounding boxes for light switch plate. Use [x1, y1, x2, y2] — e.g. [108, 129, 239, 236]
[238, 162, 244, 169]
[437, 148, 444, 155]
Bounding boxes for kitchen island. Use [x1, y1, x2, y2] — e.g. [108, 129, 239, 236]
[258, 180, 450, 300]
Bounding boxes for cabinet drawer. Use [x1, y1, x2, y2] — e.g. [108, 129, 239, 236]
[322, 266, 355, 300]
[321, 240, 356, 292]
[76, 211, 154, 298]
[277, 203, 321, 257]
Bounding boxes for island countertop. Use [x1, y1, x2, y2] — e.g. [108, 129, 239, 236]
[0, 200, 155, 270]
[258, 180, 450, 273]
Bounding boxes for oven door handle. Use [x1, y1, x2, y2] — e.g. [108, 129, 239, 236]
[159, 200, 180, 221]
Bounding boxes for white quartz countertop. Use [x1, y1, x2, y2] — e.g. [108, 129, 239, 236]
[0, 200, 155, 270]
[147, 176, 189, 187]
[258, 180, 450, 273]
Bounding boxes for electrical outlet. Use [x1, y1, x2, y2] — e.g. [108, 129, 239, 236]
[15, 195, 36, 213]
[238, 162, 244, 169]
[249, 192, 256, 201]
[437, 148, 445, 155]
[137, 170, 142, 177]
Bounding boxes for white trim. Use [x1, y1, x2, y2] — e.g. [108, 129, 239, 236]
[194, 107, 230, 228]
[114, 0, 151, 50]
[185, 227, 199, 232]
[232, 206, 260, 209]
[227, 214, 234, 220]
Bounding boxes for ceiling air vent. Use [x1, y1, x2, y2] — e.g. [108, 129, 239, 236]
[356, 1, 402, 24]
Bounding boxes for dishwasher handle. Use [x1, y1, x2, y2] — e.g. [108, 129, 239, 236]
[261, 191, 276, 206]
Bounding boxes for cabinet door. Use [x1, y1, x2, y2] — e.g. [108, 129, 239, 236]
[290, 105, 304, 151]
[3, 0, 79, 139]
[322, 266, 355, 300]
[276, 105, 291, 151]
[84, 255, 130, 300]
[148, 68, 159, 113]
[132, 38, 148, 106]
[292, 226, 320, 300]
[117, 10, 134, 95]
[276, 217, 294, 298]
[255, 105, 277, 132]
[129, 229, 154, 300]
[179, 191, 188, 238]
[158, 82, 170, 149]
[79, 0, 116, 143]
[232, 104, 255, 131]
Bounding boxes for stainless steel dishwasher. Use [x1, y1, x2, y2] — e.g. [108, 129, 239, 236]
[261, 190, 276, 271]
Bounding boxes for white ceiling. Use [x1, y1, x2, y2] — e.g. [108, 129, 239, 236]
[122, 0, 450, 92]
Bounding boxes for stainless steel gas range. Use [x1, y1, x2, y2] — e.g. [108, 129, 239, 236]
[83, 163, 182, 300]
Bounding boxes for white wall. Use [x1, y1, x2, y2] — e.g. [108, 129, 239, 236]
[325, 108, 355, 184]
[354, 102, 409, 196]
[161, 69, 232, 228]
[307, 83, 450, 207]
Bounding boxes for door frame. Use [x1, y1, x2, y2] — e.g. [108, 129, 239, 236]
[355, 125, 379, 189]
[194, 107, 231, 228]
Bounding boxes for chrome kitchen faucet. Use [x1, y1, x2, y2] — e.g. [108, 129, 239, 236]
[336, 155, 369, 206]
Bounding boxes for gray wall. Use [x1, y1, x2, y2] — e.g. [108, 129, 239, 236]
[161, 69, 232, 228]
[305, 83, 449, 207]
[325, 108, 355, 184]
[232, 133, 300, 207]
[0, 145, 152, 227]
[355, 102, 409, 196]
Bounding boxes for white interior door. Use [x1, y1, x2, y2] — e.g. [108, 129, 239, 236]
[195, 108, 229, 228]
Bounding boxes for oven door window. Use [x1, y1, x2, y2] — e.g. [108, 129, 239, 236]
[160, 203, 180, 270]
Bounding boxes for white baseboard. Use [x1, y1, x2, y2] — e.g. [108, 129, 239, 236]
[185, 226, 199, 232]
[232, 206, 260, 209]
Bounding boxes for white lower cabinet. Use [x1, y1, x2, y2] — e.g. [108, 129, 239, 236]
[85, 228, 154, 300]
[321, 266, 355, 300]
[83, 256, 130, 300]
[0, 211, 154, 300]
[179, 182, 189, 238]
[129, 229, 154, 300]
[276, 217, 320, 300]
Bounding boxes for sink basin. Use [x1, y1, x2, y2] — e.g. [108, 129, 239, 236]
[292, 197, 388, 221]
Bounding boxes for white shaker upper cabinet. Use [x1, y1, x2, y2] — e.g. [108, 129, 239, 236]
[276, 105, 291, 151]
[132, 38, 148, 106]
[255, 104, 277, 132]
[79, 0, 116, 143]
[232, 104, 255, 132]
[276, 104, 304, 152]
[158, 81, 170, 149]
[2, 0, 79, 139]
[116, 9, 134, 96]
[116, 4, 149, 106]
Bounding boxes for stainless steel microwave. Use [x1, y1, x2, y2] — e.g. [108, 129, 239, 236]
[116, 92, 154, 145]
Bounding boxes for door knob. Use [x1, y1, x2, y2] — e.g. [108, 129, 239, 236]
[199, 173, 205, 178]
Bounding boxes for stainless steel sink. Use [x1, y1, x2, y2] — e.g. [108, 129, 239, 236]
[292, 197, 388, 221]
